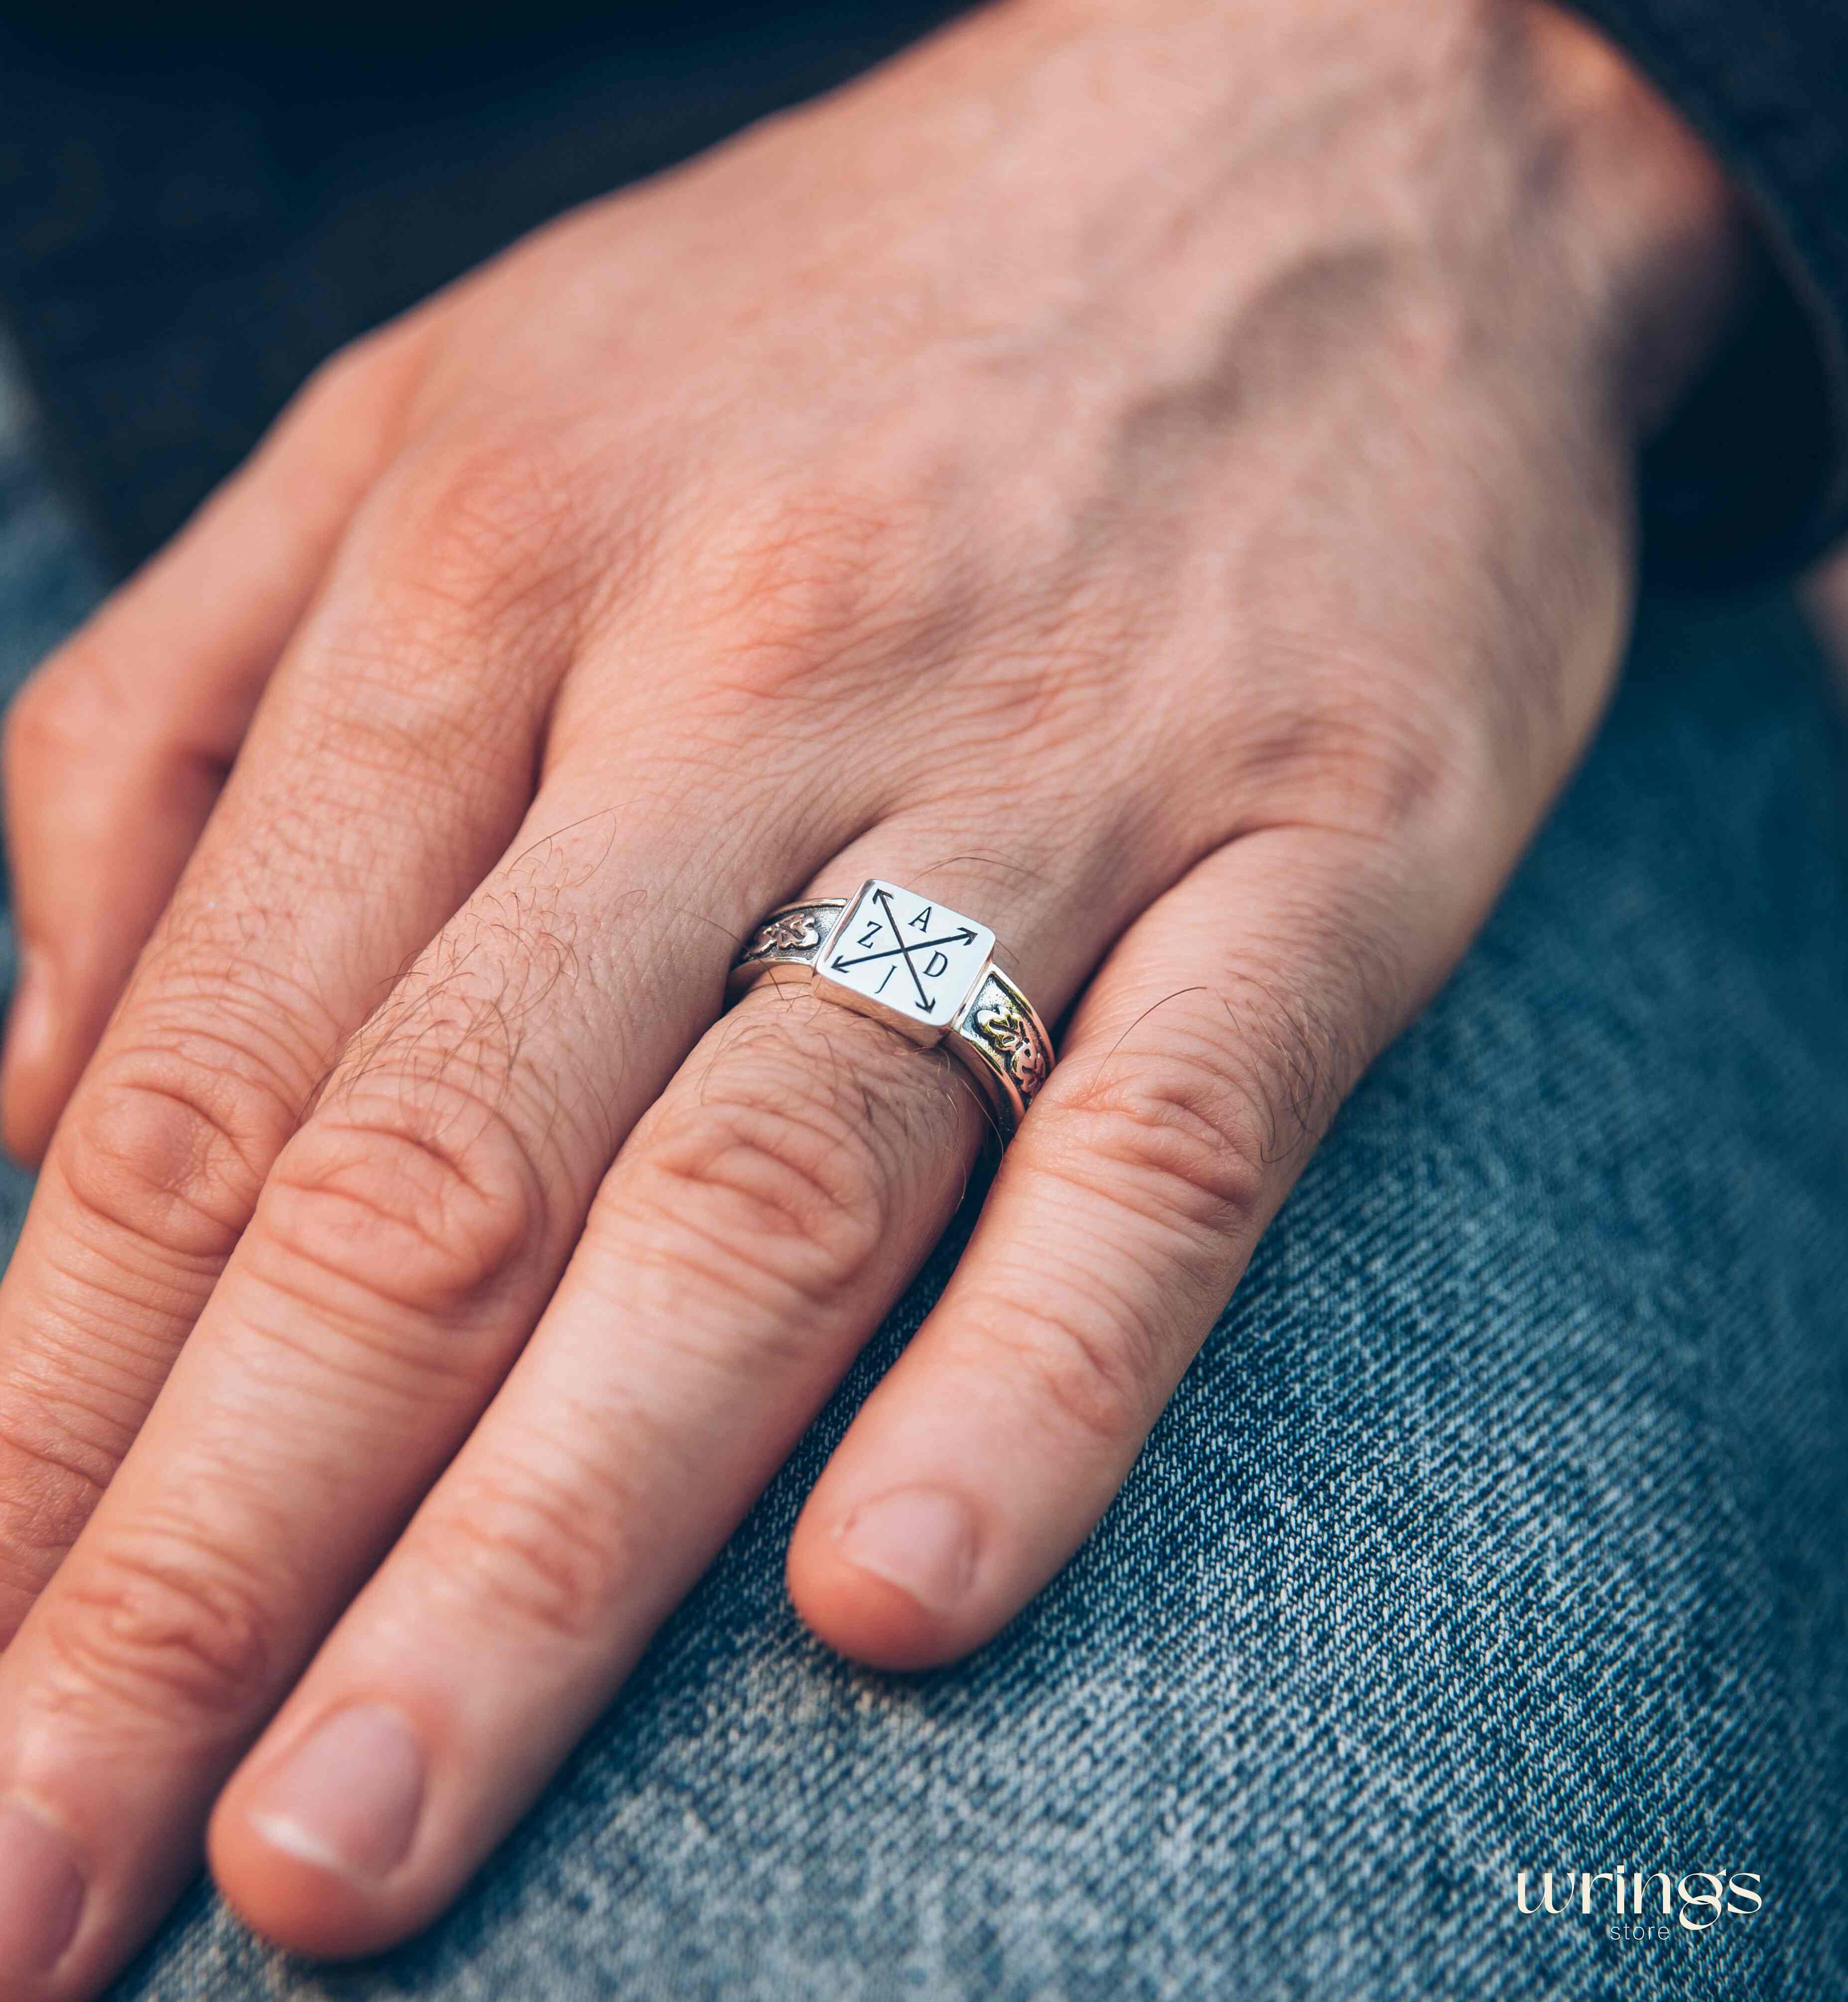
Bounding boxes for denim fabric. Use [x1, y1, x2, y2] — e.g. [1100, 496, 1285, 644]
[0, 360, 1844, 2001]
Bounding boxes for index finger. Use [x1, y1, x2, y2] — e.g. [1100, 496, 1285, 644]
[1, 320, 432, 1163]
[0, 440, 561, 1646]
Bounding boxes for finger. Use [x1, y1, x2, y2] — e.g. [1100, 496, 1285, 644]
[0, 758, 857, 1993]
[0, 320, 434, 1166]
[787, 824, 1489, 1669]
[0, 424, 566, 1650]
[202, 838, 1132, 1960]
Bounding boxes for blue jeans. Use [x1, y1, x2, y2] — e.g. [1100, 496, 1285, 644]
[2, 353, 1845, 2002]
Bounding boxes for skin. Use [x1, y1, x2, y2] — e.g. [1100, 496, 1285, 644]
[0, 0, 1746, 1991]
[1808, 547, 1848, 699]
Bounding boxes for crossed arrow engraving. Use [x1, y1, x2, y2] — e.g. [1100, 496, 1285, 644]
[831, 888, 977, 1010]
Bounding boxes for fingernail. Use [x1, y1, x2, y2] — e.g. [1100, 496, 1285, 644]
[834, 1489, 978, 1614]
[2, 949, 55, 1081]
[245, 1704, 425, 1885]
[0, 1800, 85, 1978]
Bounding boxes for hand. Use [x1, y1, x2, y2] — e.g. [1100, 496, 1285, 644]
[0, 0, 1738, 1990]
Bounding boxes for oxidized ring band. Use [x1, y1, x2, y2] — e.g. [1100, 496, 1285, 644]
[728, 878, 1054, 1139]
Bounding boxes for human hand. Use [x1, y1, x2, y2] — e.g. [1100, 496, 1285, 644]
[0, 0, 1739, 1989]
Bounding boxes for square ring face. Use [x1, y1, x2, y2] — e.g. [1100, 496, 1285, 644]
[813, 879, 994, 1044]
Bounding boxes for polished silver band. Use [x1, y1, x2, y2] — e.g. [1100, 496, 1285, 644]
[727, 880, 1054, 1140]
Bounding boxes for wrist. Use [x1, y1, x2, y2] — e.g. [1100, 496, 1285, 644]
[1502, 1, 1749, 431]
[879, 0, 1743, 422]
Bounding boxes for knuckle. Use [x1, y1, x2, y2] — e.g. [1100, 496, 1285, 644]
[4, 650, 112, 793]
[0, 1410, 112, 1626]
[987, 1297, 1158, 1451]
[1323, 709, 1460, 840]
[376, 428, 594, 641]
[40, 1526, 275, 1729]
[279, 316, 436, 457]
[629, 1044, 903, 1315]
[257, 1087, 546, 1317]
[1231, 658, 1487, 845]
[290, 326, 402, 423]
[681, 462, 952, 710]
[58, 1047, 294, 1261]
[1047, 1041, 1277, 1245]
[418, 1456, 641, 1647]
